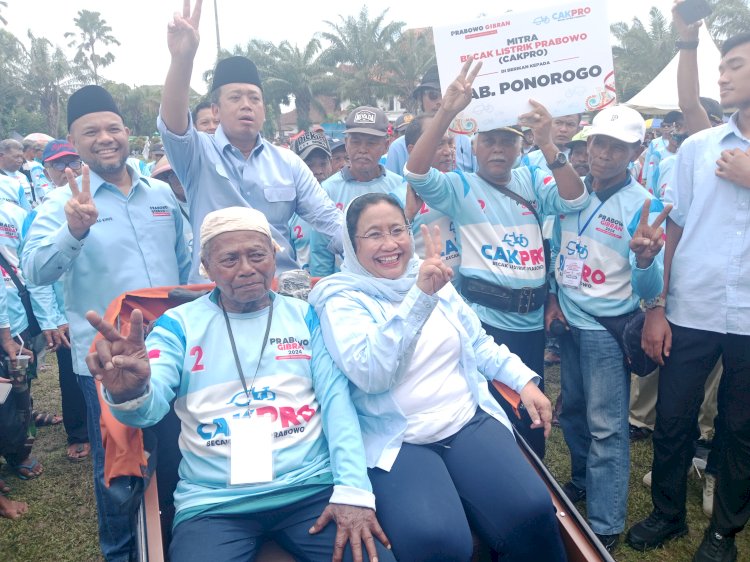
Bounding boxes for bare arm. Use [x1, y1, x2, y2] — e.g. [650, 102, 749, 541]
[519, 100, 585, 200]
[674, 1, 711, 134]
[160, 0, 203, 135]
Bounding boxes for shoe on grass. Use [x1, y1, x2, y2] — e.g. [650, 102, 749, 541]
[595, 533, 620, 553]
[693, 528, 737, 562]
[562, 481, 586, 504]
[626, 510, 688, 551]
[643, 470, 652, 488]
[703, 474, 716, 518]
[629, 424, 653, 442]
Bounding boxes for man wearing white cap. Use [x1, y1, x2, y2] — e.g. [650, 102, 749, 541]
[546, 104, 670, 551]
[86, 206, 394, 562]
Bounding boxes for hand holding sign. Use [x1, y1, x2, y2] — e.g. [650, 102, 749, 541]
[629, 199, 672, 268]
[518, 99, 554, 149]
[85, 309, 151, 404]
[64, 164, 98, 240]
[416, 224, 454, 296]
[439, 59, 483, 117]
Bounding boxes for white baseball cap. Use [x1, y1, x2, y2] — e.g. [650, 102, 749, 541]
[588, 106, 646, 144]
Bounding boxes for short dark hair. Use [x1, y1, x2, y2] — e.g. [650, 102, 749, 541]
[403, 113, 436, 148]
[346, 193, 406, 248]
[663, 110, 684, 125]
[721, 32, 750, 57]
[192, 100, 212, 122]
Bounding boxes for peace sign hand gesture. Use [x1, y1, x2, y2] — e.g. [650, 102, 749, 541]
[630, 199, 672, 268]
[168, 0, 203, 60]
[85, 309, 151, 404]
[64, 165, 98, 240]
[439, 59, 483, 117]
[416, 225, 454, 296]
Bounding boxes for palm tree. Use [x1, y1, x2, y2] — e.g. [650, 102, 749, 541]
[705, 0, 750, 42]
[383, 27, 436, 113]
[610, 7, 677, 102]
[261, 38, 336, 131]
[320, 6, 405, 107]
[65, 9, 120, 85]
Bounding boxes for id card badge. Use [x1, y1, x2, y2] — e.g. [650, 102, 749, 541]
[561, 256, 585, 289]
[228, 416, 274, 485]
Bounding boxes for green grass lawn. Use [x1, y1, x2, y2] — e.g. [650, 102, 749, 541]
[2, 358, 748, 561]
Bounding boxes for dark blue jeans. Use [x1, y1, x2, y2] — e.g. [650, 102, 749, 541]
[169, 488, 395, 562]
[369, 409, 567, 562]
[78, 375, 135, 562]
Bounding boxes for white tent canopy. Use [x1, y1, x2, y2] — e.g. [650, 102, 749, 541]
[624, 25, 721, 115]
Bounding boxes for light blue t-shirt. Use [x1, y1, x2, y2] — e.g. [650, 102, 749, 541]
[406, 166, 589, 331]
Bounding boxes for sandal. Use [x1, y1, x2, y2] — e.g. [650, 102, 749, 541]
[12, 457, 43, 480]
[32, 410, 63, 427]
[66, 443, 90, 462]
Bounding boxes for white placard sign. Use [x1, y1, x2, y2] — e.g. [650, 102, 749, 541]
[433, 2, 616, 134]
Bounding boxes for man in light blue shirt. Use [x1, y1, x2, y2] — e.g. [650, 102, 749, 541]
[627, 32, 750, 562]
[158, 3, 344, 282]
[310, 107, 405, 276]
[404, 60, 588, 459]
[22, 85, 189, 562]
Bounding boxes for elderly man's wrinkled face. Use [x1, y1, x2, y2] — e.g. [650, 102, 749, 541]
[0, 147, 24, 172]
[202, 230, 275, 313]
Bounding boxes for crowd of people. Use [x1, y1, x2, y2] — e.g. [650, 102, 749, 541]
[1, 1, 749, 562]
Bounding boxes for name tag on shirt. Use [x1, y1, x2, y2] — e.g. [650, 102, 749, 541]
[228, 417, 274, 485]
[561, 257, 585, 289]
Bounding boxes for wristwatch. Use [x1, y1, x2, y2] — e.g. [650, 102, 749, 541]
[547, 152, 568, 170]
[643, 296, 666, 309]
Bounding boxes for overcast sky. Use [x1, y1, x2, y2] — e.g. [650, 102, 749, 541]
[6, 0, 677, 94]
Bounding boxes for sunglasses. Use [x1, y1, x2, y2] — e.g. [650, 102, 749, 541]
[47, 159, 83, 172]
[424, 89, 441, 102]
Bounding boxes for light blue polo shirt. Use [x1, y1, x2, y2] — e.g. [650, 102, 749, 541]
[21, 164, 190, 377]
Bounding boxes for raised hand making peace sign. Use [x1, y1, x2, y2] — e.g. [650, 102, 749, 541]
[438, 59, 483, 117]
[629, 199, 672, 268]
[416, 224, 454, 296]
[168, 0, 203, 60]
[85, 309, 151, 404]
[64, 164, 98, 240]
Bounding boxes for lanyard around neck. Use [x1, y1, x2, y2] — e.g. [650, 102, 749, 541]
[577, 198, 607, 238]
[220, 292, 273, 413]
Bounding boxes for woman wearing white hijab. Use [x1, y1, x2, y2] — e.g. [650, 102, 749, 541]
[309, 193, 566, 561]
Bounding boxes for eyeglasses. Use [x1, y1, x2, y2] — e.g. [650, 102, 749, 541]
[47, 159, 82, 172]
[355, 224, 411, 242]
[424, 90, 441, 102]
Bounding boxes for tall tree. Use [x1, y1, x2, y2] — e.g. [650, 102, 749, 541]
[25, 31, 76, 135]
[610, 7, 677, 102]
[705, 0, 750, 42]
[383, 27, 436, 113]
[0, 1, 8, 26]
[261, 38, 336, 130]
[0, 28, 26, 136]
[65, 9, 120, 85]
[320, 6, 404, 107]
